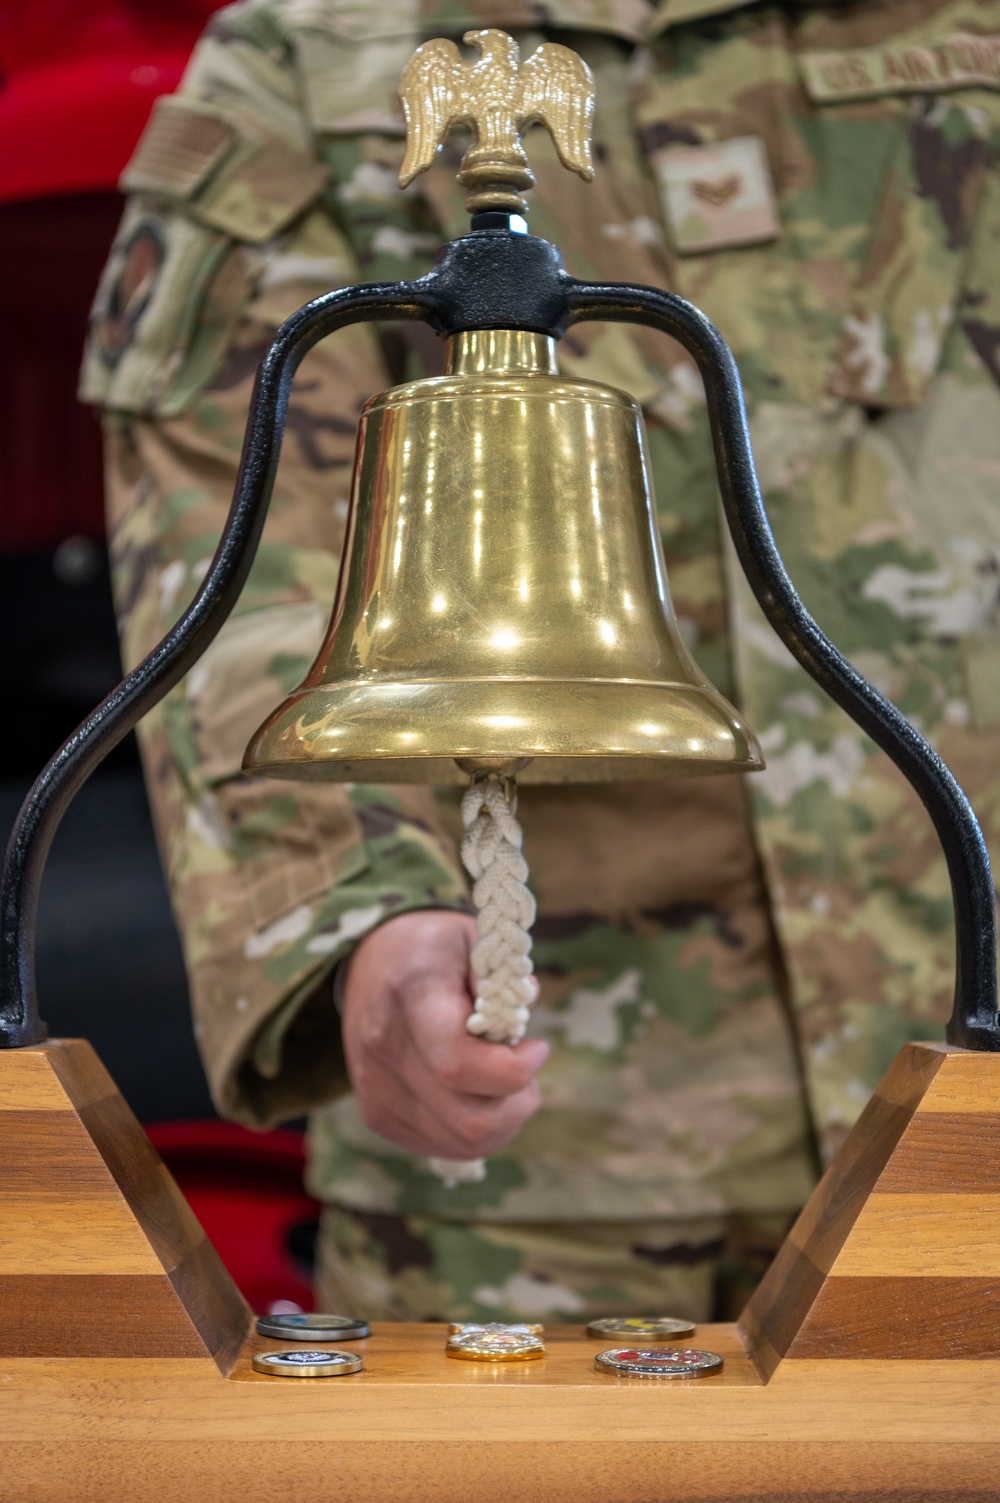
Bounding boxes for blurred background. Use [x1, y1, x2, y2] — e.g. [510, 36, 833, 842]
[0, 0, 319, 1313]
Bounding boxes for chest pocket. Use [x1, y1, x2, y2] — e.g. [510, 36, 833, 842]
[822, 93, 996, 408]
[284, 5, 415, 135]
[636, 17, 1000, 411]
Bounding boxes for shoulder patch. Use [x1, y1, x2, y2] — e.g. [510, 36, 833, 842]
[801, 33, 1000, 104]
[120, 95, 236, 199]
[79, 203, 250, 416]
[121, 94, 328, 244]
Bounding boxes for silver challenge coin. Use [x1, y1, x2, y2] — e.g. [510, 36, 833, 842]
[447, 1321, 544, 1337]
[251, 1348, 363, 1378]
[587, 1316, 696, 1341]
[256, 1312, 370, 1342]
[594, 1346, 724, 1378]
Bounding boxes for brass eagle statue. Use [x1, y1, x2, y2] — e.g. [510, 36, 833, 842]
[398, 28, 596, 215]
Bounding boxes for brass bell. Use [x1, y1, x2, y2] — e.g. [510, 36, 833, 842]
[244, 326, 761, 785]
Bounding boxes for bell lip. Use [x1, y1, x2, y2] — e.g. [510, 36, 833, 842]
[244, 678, 764, 785]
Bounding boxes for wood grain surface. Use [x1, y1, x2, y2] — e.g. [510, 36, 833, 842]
[740, 1041, 1000, 1373]
[5, 1039, 1000, 1500]
[4, 1326, 1000, 1501]
[0, 1041, 249, 1366]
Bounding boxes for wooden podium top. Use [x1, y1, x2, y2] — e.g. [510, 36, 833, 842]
[7, 1318, 1000, 1502]
[7, 1040, 1000, 1499]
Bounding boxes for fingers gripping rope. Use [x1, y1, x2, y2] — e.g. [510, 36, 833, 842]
[427, 775, 537, 1187]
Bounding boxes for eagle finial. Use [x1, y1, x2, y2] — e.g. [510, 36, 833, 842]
[398, 28, 595, 216]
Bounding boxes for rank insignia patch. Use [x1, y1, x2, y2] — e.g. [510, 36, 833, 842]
[652, 136, 780, 255]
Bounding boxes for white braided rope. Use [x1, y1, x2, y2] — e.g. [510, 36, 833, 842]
[428, 775, 536, 1186]
[460, 776, 537, 1043]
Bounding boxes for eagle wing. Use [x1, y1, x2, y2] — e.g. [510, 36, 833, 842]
[517, 43, 596, 181]
[398, 38, 469, 187]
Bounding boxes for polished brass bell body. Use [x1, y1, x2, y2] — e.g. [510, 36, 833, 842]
[244, 329, 762, 784]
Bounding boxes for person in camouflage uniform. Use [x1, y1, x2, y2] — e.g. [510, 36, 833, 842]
[82, 0, 1000, 1322]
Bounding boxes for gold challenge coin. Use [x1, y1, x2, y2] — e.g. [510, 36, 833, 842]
[446, 1326, 545, 1362]
[251, 1349, 363, 1377]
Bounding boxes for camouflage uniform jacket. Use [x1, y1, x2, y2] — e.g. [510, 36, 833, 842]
[83, 0, 1000, 1223]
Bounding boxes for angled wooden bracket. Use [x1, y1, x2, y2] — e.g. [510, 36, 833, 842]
[741, 1041, 1000, 1373]
[0, 1040, 249, 1367]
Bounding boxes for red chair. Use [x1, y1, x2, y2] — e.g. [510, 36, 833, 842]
[146, 1120, 323, 1315]
[0, 0, 216, 204]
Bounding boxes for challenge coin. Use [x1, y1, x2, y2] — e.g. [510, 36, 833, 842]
[252, 1349, 363, 1377]
[587, 1316, 695, 1341]
[256, 1312, 370, 1341]
[446, 1327, 545, 1362]
[594, 1346, 723, 1378]
[448, 1321, 544, 1337]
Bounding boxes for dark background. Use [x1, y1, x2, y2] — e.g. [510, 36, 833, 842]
[0, 6, 327, 1310]
[0, 192, 214, 1120]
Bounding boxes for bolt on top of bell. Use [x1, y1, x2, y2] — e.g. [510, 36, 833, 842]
[242, 31, 763, 786]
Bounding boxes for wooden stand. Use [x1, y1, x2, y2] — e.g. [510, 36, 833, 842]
[3, 1038, 1000, 1501]
[0, 1039, 249, 1367]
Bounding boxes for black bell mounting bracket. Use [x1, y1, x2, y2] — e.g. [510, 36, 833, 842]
[2, 218, 996, 1052]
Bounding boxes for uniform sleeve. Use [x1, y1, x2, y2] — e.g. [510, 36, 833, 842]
[85, 9, 470, 1128]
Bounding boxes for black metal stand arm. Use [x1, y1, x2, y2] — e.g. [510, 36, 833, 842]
[0, 283, 439, 1048]
[2, 224, 995, 1051]
[563, 280, 999, 1052]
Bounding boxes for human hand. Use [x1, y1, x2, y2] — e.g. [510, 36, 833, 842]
[339, 910, 547, 1160]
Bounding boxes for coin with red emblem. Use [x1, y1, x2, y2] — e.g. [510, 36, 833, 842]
[594, 1346, 723, 1377]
